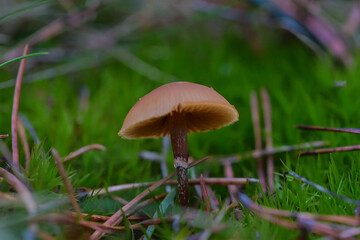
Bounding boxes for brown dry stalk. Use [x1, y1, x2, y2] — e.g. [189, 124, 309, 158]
[296, 125, 360, 134]
[250, 92, 267, 193]
[90, 156, 209, 240]
[298, 145, 360, 156]
[51, 149, 81, 216]
[11, 44, 29, 171]
[200, 174, 210, 213]
[17, 119, 31, 172]
[90, 177, 259, 195]
[63, 144, 106, 162]
[261, 88, 274, 192]
[0, 134, 9, 139]
[223, 159, 238, 203]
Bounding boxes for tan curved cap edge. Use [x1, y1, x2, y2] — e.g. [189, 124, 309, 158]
[119, 82, 239, 139]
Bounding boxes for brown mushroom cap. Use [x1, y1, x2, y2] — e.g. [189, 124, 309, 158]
[119, 82, 239, 139]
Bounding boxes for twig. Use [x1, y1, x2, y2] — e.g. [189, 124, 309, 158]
[220, 141, 328, 164]
[200, 174, 210, 213]
[296, 125, 360, 135]
[285, 171, 360, 207]
[11, 44, 29, 171]
[261, 88, 275, 192]
[90, 156, 209, 240]
[238, 192, 344, 238]
[0, 167, 38, 236]
[298, 145, 360, 156]
[63, 144, 106, 162]
[250, 92, 267, 192]
[17, 119, 31, 172]
[51, 149, 81, 216]
[88, 177, 258, 195]
[0, 134, 9, 139]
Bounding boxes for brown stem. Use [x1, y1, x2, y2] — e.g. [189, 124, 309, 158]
[169, 111, 189, 207]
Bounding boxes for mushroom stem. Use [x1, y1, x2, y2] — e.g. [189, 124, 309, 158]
[169, 111, 189, 207]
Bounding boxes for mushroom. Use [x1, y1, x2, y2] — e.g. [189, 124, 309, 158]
[119, 82, 238, 206]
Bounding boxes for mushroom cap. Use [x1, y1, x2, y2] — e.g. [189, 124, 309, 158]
[119, 82, 239, 139]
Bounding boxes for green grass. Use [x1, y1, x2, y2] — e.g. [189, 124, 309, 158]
[1, 20, 360, 239]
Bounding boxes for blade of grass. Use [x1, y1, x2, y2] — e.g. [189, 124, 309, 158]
[143, 189, 176, 240]
[0, 52, 48, 68]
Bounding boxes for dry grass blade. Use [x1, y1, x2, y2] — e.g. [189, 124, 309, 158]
[90, 156, 209, 240]
[296, 125, 360, 134]
[261, 88, 274, 192]
[0, 134, 9, 139]
[51, 148, 81, 216]
[298, 145, 360, 156]
[250, 92, 267, 192]
[200, 174, 210, 213]
[11, 44, 29, 171]
[63, 144, 106, 162]
[89, 177, 258, 195]
[17, 119, 31, 172]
